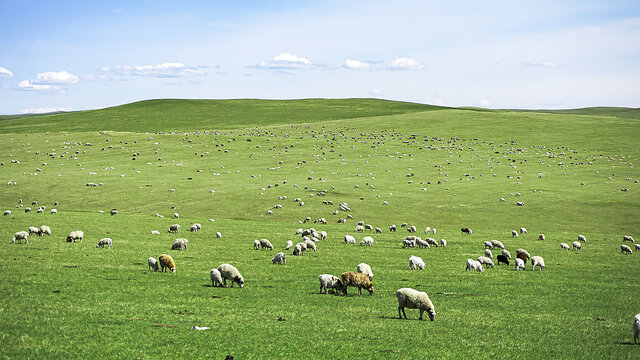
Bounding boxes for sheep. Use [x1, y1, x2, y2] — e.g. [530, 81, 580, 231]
[272, 252, 286, 265]
[260, 239, 274, 250]
[159, 254, 176, 273]
[520, 227, 528, 234]
[424, 226, 431, 234]
[465, 259, 484, 272]
[484, 241, 493, 249]
[285, 240, 293, 250]
[516, 248, 531, 260]
[623, 235, 635, 243]
[171, 238, 188, 250]
[28, 226, 41, 236]
[66, 230, 83, 243]
[293, 244, 304, 256]
[217, 263, 244, 288]
[360, 236, 374, 246]
[484, 249, 493, 259]
[409, 225, 417, 233]
[110, 209, 118, 216]
[538, 233, 546, 241]
[497, 254, 509, 265]
[578, 234, 587, 243]
[168, 224, 180, 233]
[512, 230, 519, 238]
[96, 238, 113, 248]
[11, 231, 29, 244]
[25, 207, 31, 213]
[403, 239, 416, 248]
[364, 224, 374, 231]
[636, 244, 640, 251]
[375, 227, 382, 234]
[560, 243, 570, 250]
[151, 230, 160, 235]
[39, 225, 51, 236]
[572, 241, 582, 251]
[396, 288, 435, 321]
[416, 239, 430, 249]
[357, 263, 374, 280]
[341, 271, 374, 295]
[425, 237, 438, 247]
[461, 227, 472, 235]
[440, 239, 447, 247]
[531, 256, 545, 270]
[174, 212, 179, 219]
[502, 249, 512, 259]
[621, 244, 633, 254]
[3, 210, 11, 216]
[296, 228, 304, 235]
[148, 257, 159, 271]
[477, 256, 495, 268]
[216, 231, 222, 238]
[354, 225, 365, 232]
[210, 268, 223, 287]
[319, 274, 344, 294]
[401, 223, 408, 228]
[319, 231, 327, 240]
[389, 224, 397, 232]
[304, 239, 317, 252]
[409, 255, 425, 270]
[634, 313, 640, 344]
[515, 258, 525, 270]
[491, 240, 505, 250]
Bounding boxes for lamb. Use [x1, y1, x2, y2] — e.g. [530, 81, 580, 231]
[171, 238, 188, 250]
[254, 239, 260, 250]
[502, 249, 512, 259]
[66, 230, 83, 243]
[341, 271, 374, 295]
[572, 241, 582, 251]
[168, 224, 180, 233]
[210, 268, 223, 287]
[272, 252, 286, 265]
[425, 237, 438, 247]
[515, 258, 525, 270]
[424, 226, 431, 234]
[461, 227, 472, 235]
[484, 241, 493, 249]
[285, 240, 293, 250]
[409, 255, 426, 270]
[465, 259, 484, 272]
[578, 234, 587, 243]
[538, 233, 546, 241]
[319, 231, 327, 240]
[260, 239, 274, 250]
[217, 263, 244, 288]
[96, 238, 113, 248]
[148, 257, 159, 271]
[159, 254, 176, 273]
[531, 256, 545, 270]
[520, 227, 528, 234]
[357, 263, 373, 280]
[396, 288, 435, 321]
[512, 230, 519, 238]
[360, 236, 374, 246]
[634, 313, 640, 344]
[477, 256, 495, 268]
[497, 254, 509, 265]
[11, 231, 29, 244]
[636, 244, 640, 251]
[484, 249, 493, 259]
[491, 240, 505, 250]
[319, 274, 344, 294]
[39, 225, 51, 236]
[440, 239, 447, 247]
[560, 243, 570, 251]
[621, 244, 633, 254]
[623, 235, 635, 243]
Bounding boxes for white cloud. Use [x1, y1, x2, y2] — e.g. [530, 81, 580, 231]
[343, 59, 371, 70]
[386, 57, 424, 70]
[369, 89, 383, 96]
[36, 71, 79, 84]
[21, 107, 73, 114]
[256, 53, 313, 70]
[0, 66, 14, 78]
[479, 99, 491, 107]
[98, 62, 206, 78]
[16, 80, 58, 91]
[520, 61, 559, 68]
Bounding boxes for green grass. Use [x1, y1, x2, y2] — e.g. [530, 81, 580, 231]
[1, 99, 639, 359]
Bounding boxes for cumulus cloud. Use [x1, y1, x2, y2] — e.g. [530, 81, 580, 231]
[386, 57, 424, 70]
[36, 71, 79, 84]
[343, 59, 371, 70]
[97, 62, 206, 78]
[256, 53, 313, 70]
[16, 80, 59, 91]
[520, 61, 559, 68]
[0, 66, 14, 78]
[21, 107, 73, 114]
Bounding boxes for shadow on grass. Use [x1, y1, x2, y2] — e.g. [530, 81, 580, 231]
[617, 341, 636, 345]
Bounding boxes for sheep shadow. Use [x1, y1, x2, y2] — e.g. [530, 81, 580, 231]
[379, 315, 427, 321]
[616, 341, 636, 345]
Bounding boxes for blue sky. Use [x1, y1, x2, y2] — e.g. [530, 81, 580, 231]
[0, 0, 638, 114]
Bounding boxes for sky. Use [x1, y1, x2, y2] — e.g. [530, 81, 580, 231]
[0, 0, 639, 114]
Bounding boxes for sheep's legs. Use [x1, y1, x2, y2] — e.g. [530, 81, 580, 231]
[398, 307, 407, 319]
[419, 309, 424, 320]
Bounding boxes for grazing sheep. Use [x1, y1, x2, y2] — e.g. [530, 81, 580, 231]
[272, 252, 286, 264]
[96, 238, 113, 248]
[484, 241, 493, 249]
[516, 249, 531, 260]
[465, 259, 484, 272]
[416, 239, 430, 249]
[560, 243, 570, 251]
[375, 227, 382, 234]
[424, 226, 431, 234]
[477, 256, 495, 268]
[210, 268, 223, 287]
[572, 241, 582, 251]
[253, 239, 260, 250]
[217, 264, 244, 288]
[512, 230, 519, 238]
[531, 256, 545, 270]
[425, 237, 438, 247]
[293, 244, 304, 256]
[174, 212, 179, 219]
[11, 231, 29, 244]
[461, 227, 472, 235]
[635, 244, 640, 251]
[520, 227, 528, 234]
[491, 240, 505, 250]
[319, 274, 344, 294]
[110, 209, 118, 216]
[409, 225, 417, 233]
[360, 236, 374, 246]
[151, 230, 160, 235]
[578, 234, 587, 243]
[364, 224, 374, 231]
[401, 223, 408, 228]
[260, 239, 274, 250]
[304, 239, 317, 252]
[28, 226, 41, 236]
[354, 225, 365, 232]
[320, 231, 327, 240]
[3, 210, 11, 216]
[159, 254, 176, 273]
[634, 313, 640, 344]
[515, 258, 525, 270]
[389, 224, 397, 232]
[341, 271, 374, 295]
[516, 201, 525, 206]
[216, 231, 222, 238]
[538, 233, 546, 241]
[171, 238, 188, 250]
[440, 239, 447, 248]
[190, 225, 199, 232]
[621, 244, 633, 254]
[168, 224, 180, 233]
[50, 209, 58, 214]
[623, 235, 635, 243]
[403, 239, 416, 248]
[502, 249, 512, 259]
[285, 240, 293, 250]
[148, 257, 159, 271]
[39, 225, 51, 236]
[357, 263, 374, 280]
[409, 255, 425, 270]
[396, 288, 435, 321]
[66, 230, 83, 243]
[497, 254, 509, 265]
[484, 249, 493, 259]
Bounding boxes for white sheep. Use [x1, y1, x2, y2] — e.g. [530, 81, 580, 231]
[110, 209, 118, 216]
[512, 230, 519, 238]
[403, 239, 416, 248]
[96, 238, 113, 248]
[319, 274, 343, 294]
[66, 230, 83, 243]
[293, 244, 304, 256]
[360, 236, 374, 246]
[502, 249, 512, 259]
[216, 231, 222, 238]
[28, 226, 41, 236]
[484, 241, 493, 249]
[217, 263, 244, 288]
[621, 244, 633, 254]
[424, 226, 431, 234]
[3, 210, 11, 216]
[174, 212, 179, 219]
[210, 268, 223, 287]
[151, 230, 160, 235]
[578, 234, 587, 243]
[409, 225, 417, 233]
[440, 239, 447, 248]
[572, 241, 582, 250]
[477, 256, 495, 268]
[538, 233, 546, 240]
[253, 239, 260, 250]
[491, 240, 505, 250]
[168, 224, 180, 233]
[171, 238, 188, 250]
[39, 225, 51, 236]
[409, 255, 425, 270]
[465, 259, 484, 272]
[425, 237, 438, 247]
[416, 239, 430, 249]
[319, 231, 327, 240]
[272, 252, 286, 264]
[389, 224, 397, 232]
[375, 227, 382, 234]
[190, 225, 199, 232]
[515, 258, 525, 270]
[304, 239, 317, 252]
[260, 238, 274, 250]
[354, 225, 365, 232]
[634, 313, 640, 344]
[12, 231, 29, 244]
[531, 256, 545, 270]
[396, 288, 436, 321]
[520, 227, 528, 234]
[635, 244, 640, 251]
[285, 240, 293, 250]
[560, 243, 570, 251]
[357, 262, 373, 280]
[623, 235, 635, 243]
[484, 249, 493, 259]
[148, 257, 159, 271]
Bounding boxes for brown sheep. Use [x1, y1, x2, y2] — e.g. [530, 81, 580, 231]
[516, 252, 528, 264]
[159, 254, 176, 273]
[341, 271, 374, 295]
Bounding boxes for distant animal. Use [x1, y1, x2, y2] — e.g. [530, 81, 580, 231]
[497, 254, 509, 265]
[159, 254, 176, 273]
[461, 227, 472, 235]
[341, 271, 374, 295]
[396, 288, 435, 321]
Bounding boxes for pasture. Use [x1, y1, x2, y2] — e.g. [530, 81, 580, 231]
[1, 99, 639, 359]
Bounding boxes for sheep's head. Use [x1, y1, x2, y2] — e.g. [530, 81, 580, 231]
[235, 276, 244, 288]
[427, 308, 436, 321]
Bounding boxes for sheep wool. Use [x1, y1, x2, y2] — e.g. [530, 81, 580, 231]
[39, 225, 51, 236]
[159, 254, 176, 273]
[260, 238, 274, 250]
[96, 238, 113, 248]
[634, 313, 640, 344]
[515, 258, 525, 270]
[272, 252, 286, 265]
[319, 274, 343, 294]
[409, 255, 425, 270]
[285, 240, 293, 250]
[148, 257, 159, 272]
[356, 263, 373, 280]
[341, 271, 374, 295]
[621, 244, 633, 254]
[531, 256, 545, 271]
[477, 256, 495, 268]
[560, 243, 570, 251]
[218, 264, 244, 288]
[397, 288, 436, 321]
[572, 241, 582, 251]
[210, 268, 223, 287]
[12, 231, 29, 244]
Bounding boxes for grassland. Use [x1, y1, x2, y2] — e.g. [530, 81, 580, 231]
[1, 99, 639, 359]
